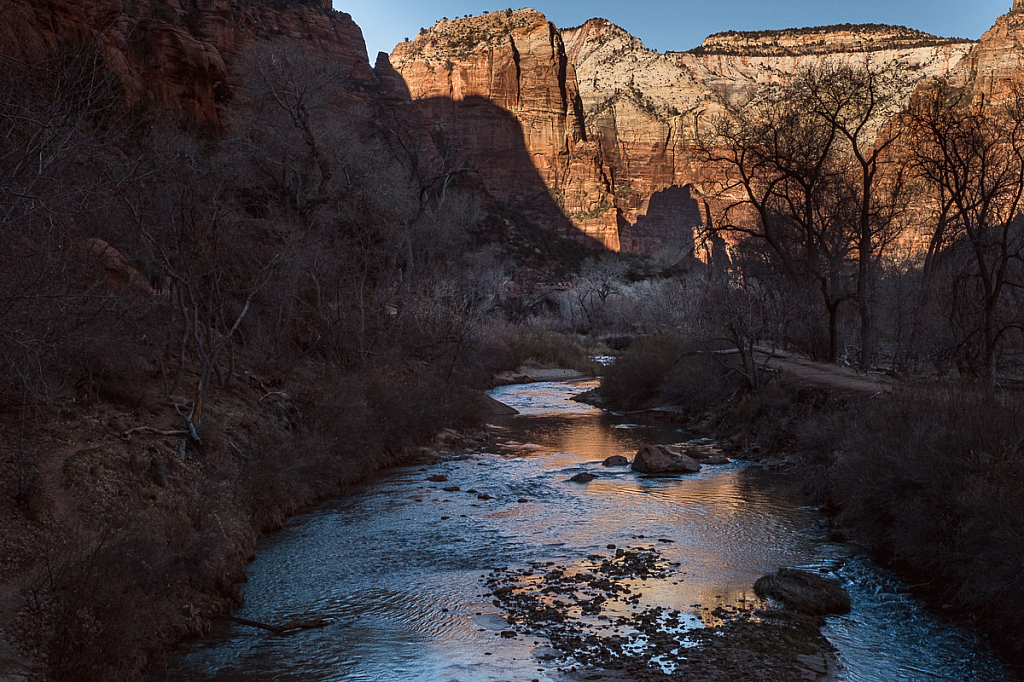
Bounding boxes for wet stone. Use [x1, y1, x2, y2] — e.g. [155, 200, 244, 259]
[480, 546, 835, 682]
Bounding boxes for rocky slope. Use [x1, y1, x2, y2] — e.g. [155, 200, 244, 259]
[394, 11, 978, 254]
[0, 0, 374, 121]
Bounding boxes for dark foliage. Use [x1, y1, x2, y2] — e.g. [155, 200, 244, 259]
[814, 389, 1024, 659]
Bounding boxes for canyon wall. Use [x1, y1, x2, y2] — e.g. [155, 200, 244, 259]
[948, 7, 1024, 105]
[0, 0, 375, 121]
[4, 1, 1019, 255]
[393, 10, 981, 254]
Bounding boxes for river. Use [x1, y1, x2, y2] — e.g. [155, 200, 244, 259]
[165, 379, 1019, 682]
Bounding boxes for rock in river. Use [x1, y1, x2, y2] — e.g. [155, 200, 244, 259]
[569, 472, 596, 483]
[602, 455, 629, 467]
[754, 568, 851, 616]
[630, 445, 701, 475]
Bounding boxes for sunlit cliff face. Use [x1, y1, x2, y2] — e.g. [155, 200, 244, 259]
[391, 10, 975, 253]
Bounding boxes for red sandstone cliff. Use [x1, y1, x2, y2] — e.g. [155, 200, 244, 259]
[948, 6, 1024, 106]
[5, 1, 1013, 256]
[390, 9, 621, 250]
[564, 19, 973, 253]
[0, 0, 374, 121]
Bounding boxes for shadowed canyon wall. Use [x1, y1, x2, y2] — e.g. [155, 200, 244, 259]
[0, 0, 374, 122]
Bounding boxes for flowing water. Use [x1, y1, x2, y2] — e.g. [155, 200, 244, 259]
[166, 380, 1019, 682]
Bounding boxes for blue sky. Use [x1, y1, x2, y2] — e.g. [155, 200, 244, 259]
[335, 0, 1012, 61]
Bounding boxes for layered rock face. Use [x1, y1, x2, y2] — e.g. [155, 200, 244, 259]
[948, 8, 1024, 105]
[395, 11, 977, 253]
[563, 20, 973, 252]
[0, 0, 374, 121]
[390, 10, 620, 249]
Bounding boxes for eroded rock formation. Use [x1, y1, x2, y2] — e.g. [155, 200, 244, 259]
[393, 10, 979, 253]
[949, 7, 1024, 106]
[564, 19, 972, 250]
[4, 1, 1017, 256]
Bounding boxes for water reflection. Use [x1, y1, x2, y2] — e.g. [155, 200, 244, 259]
[165, 381, 1020, 682]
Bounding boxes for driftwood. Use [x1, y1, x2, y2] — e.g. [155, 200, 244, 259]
[204, 613, 331, 634]
[120, 426, 189, 441]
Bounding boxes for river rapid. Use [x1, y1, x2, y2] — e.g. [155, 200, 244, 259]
[165, 379, 1019, 682]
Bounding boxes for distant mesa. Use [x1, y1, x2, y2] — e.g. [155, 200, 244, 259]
[691, 23, 973, 56]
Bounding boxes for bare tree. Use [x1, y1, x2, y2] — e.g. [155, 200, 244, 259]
[907, 82, 1024, 393]
[694, 82, 858, 361]
[694, 62, 912, 365]
[0, 42, 143, 407]
[569, 254, 628, 332]
[799, 61, 910, 367]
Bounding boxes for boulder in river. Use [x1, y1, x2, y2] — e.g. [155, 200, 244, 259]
[426, 474, 448, 482]
[602, 455, 629, 467]
[754, 568, 851, 616]
[569, 472, 596, 483]
[630, 445, 701, 475]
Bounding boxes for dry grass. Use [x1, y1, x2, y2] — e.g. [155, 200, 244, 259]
[477, 323, 602, 379]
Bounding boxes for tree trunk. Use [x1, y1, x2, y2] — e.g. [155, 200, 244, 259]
[827, 301, 840, 364]
[857, 248, 872, 370]
[984, 300, 998, 396]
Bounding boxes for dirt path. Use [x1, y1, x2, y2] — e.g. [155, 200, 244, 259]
[756, 351, 894, 395]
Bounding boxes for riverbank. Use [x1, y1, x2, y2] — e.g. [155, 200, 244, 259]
[0, 361, 495, 682]
[0, 321, 611, 682]
[589, 338, 1024, 671]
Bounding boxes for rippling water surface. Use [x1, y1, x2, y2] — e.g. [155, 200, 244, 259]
[166, 380, 1019, 682]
